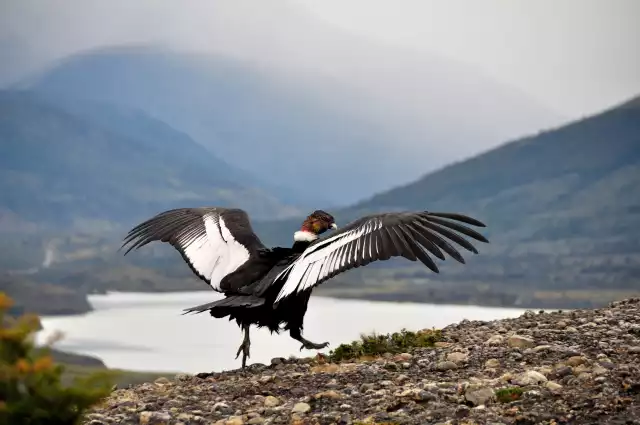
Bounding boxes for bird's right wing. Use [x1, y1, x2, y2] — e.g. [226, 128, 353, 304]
[120, 207, 266, 292]
[272, 210, 489, 304]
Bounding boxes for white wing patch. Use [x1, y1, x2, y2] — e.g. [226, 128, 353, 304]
[274, 218, 383, 303]
[180, 213, 250, 291]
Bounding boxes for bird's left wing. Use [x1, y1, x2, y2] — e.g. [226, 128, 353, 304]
[272, 211, 489, 304]
[120, 207, 266, 292]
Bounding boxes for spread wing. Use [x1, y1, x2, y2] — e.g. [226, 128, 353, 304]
[272, 211, 488, 304]
[120, 207, 266, 292]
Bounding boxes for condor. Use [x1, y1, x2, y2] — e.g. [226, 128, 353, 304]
[121, 208, 488, 368]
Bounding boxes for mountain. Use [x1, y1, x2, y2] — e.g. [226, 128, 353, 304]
[0, 90, 299, 235]
[252, 94, 640, 302]
[20, 44, 561, 206]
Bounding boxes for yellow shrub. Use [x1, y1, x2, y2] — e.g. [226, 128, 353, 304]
[0, 292, 114, 425]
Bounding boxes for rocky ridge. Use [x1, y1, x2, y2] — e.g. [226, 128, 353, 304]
[83, 298, 640, 425]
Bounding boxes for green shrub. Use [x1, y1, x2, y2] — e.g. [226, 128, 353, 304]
[329, 328, 442, 362]
[495, 387, 523, 403]
[0, 292, 114, 425]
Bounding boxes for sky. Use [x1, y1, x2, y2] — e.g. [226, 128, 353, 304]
[296, 0, 640, 117]
[1, 0, 638, 118]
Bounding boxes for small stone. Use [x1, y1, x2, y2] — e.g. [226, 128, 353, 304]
[174, 373, 191, 381]
[516, 370, 548, 386]
[292, 402, 311, 413]
[270, 357, 285, 365]
[436, 361, 458, 371]
[225, 417, 244, 425]
[394, 352, 413, 361]
[264, 396, 281, 407]
[395, 374, 410, 383]
[360, 383, 375, 392]
[566, 356, 587, 366]
[247, 417, 264, 425]
[532, 345, 552, 353]
[154, 377, 172, 385]
[214, 402, 234, 415]
[416, 390, 437, 402]
[593, 364, 609, 376]
[508, 335, 535, 348]
[628, 346, 640, 354]
[465, 386, 495, 406]
[485, 358, 501, 368]
[139, 412, 171, 425]
[315, 390, 343, 400]
[447, 352, 469, 363]
[598, 361, 616, 370]
[485, 335, 504, 345]
[546, 381, 563, 391]
[554, 366, 573, 377]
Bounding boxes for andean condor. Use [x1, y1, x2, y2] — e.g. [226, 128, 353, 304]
[121, 207, 489, 368]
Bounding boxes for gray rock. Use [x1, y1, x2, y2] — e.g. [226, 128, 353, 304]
[139, 411, 171, 425]
[447, 352, 469, 363]
[516, 370, 548, 386]
[436, 361, 459, 371]
[292, 402, 311, 413]
[264, 396, 281, 407]
[508, 335, 535, 348]
[485, 335, 504, 345]
[485, 358, 501, 368]
[465, 386, 495, 406]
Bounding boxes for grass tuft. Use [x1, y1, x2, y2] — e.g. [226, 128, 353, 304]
[328, 328, 442, 362]
[495, 387, 524, 403]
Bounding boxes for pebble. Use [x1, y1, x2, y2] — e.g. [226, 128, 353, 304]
[508, 335, 536, 348]
[485, 335, 504, 345]
[485, 358, 501, 368]
[446, 352, 469, 363]
[436, 361, 459, 370]
[292, 402, 311, 413]
[516, 370, 548, 386]
[263, 396, 280, 407]
[465, 386, 495, 406]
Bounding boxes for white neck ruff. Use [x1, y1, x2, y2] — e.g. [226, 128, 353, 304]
[294, 230, 318, 242]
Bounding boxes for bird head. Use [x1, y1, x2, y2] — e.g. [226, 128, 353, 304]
[301, 210, 337, 236]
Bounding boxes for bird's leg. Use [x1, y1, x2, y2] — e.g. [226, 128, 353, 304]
[289, 328, 329, 351]
[235, 324, 251, 368]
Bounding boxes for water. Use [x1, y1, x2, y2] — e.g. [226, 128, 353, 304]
[37, 291, 529, 374]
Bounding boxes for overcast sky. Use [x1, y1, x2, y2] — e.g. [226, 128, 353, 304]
[296, 0, 640, 116]
[1, 0, 638, 118]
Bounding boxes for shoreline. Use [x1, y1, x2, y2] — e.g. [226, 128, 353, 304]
[36, 284, 622, 320]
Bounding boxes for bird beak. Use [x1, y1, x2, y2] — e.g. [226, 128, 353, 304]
[330, 223, 338, 230]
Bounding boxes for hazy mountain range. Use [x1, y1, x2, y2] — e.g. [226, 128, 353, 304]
[8, 43, 561, 205]
[0, 90, 302, 235]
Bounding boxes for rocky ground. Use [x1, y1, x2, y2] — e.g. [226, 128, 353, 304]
[82, 298, 640, 425]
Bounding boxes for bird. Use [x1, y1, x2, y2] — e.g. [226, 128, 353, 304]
[120, 207, 489, 369]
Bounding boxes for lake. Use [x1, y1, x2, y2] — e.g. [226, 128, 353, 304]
[36, 291, 530, 374]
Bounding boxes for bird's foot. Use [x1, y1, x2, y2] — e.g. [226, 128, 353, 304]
[299, 339, 329, 351]
[235, 340, 251, 368]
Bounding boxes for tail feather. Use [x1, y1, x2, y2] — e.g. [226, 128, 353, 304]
[182, 295, 265, 315]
